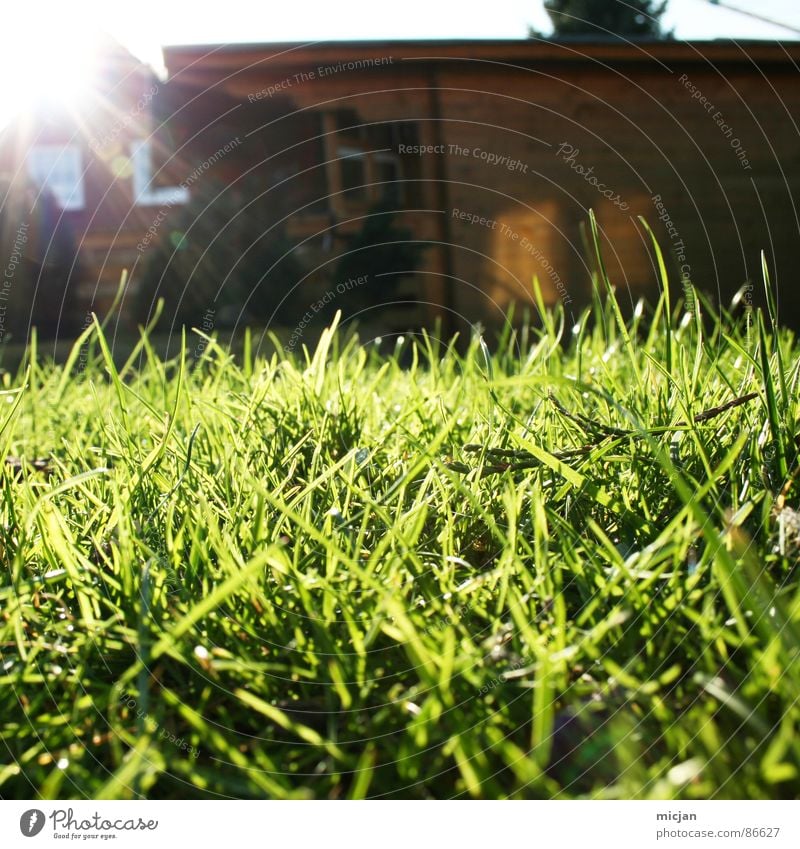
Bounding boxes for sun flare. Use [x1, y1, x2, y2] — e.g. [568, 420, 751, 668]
[0, 12, 103, 127]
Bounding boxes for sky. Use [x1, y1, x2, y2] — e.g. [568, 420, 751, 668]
[2, 0, 799, 123]
[112, 0, 800, 72]
[11, 0, 800, 70]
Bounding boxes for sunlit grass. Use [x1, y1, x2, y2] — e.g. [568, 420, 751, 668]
[1, 250, 799, 799]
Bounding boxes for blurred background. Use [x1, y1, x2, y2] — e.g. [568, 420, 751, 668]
[1, 0, 799, 358]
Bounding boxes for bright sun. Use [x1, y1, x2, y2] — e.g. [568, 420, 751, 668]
[0, 11, 104, 128]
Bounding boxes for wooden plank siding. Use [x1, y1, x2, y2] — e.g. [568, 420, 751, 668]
[159, 39, 800, 331]
[2, 38, 799, 334]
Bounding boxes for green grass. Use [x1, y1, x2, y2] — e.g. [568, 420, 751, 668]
[1, 270, 799, 799]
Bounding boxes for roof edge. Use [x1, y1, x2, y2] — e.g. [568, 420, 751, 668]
[161, 37, 800, 76]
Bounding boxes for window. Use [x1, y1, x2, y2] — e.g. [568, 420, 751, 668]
[27, 145, 85, 211]
[329, 114, 414, 207]
[130, 139, 190, 206]
[373, 152, 402, 203]
[338, 146, 368, 201]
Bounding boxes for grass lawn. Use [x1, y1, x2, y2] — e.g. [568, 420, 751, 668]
[1, 257, 799, 799]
